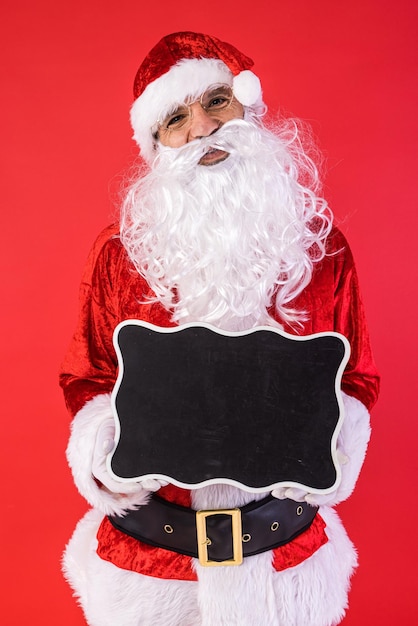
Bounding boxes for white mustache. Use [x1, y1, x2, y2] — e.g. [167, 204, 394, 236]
[154, 119, 260, 170]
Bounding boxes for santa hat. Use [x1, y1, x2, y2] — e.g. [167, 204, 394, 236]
[130, 31, 263, 163]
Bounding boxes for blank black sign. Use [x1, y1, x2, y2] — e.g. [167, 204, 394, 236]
[109, 322, 349, 492]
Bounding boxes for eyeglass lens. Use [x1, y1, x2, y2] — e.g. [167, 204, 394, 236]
[160, 84, 233, 132]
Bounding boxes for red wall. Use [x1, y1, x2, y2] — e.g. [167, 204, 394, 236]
[1, 1, 417, 623]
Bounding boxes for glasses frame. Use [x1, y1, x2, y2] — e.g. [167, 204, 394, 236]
[156, 84, 235, 135]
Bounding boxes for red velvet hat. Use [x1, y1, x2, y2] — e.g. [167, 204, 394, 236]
[130, 31, 263, 162]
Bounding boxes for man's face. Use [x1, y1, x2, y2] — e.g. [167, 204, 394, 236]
[156, 84, 244, 166]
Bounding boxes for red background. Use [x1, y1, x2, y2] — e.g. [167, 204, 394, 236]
[1, 1, 417, 623]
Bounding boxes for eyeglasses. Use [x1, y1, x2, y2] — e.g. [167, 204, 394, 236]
[157, 84, 235, 133]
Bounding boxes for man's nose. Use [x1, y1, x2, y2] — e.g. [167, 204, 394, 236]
[188, 103, 220, 140]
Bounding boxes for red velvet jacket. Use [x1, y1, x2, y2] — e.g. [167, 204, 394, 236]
[60, 223, 379, 580]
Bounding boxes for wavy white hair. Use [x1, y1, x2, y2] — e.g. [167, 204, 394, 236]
[120, 116, 332, 330]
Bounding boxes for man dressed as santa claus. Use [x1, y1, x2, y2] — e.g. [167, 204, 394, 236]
[60, 31, 380, 626]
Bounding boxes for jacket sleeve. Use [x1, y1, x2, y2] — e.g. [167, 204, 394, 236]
[59, 224, 121, 417]
[60, 226, 153, 514]
[331, 229, 380, 412]
[324, 229, 379, 504]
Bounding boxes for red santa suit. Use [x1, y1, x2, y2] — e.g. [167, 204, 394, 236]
[60, 31, 379, 626]
[60, 222, 379, 625]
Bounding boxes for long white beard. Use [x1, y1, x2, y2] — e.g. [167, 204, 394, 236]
[121, 118, 332, 331]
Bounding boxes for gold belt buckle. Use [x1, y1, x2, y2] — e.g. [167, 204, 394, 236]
[196, 508, 243, 567]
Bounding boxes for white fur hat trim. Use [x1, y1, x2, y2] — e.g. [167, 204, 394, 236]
[130, 58, 262, 164]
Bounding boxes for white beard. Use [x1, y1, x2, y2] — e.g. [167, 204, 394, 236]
[121, 118, 332, 331]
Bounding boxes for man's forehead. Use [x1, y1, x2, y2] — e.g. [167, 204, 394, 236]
[163, 84, 231, 113]
[150, 60, 233, 122]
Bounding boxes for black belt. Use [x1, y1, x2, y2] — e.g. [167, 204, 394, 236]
[108, 494, 318, 567]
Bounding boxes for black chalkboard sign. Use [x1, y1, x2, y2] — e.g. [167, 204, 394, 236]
[108, 321, 350, 493]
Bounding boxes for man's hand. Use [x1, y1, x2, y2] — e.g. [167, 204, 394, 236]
[92, 418, 167, 494]
[271, 485, 336, 506]
[271, 450, 349, 506]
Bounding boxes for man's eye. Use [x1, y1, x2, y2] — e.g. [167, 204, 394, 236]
[167, 114, 185, 127]
[208, 96, 227, 109]
[164, 109, 189, 129]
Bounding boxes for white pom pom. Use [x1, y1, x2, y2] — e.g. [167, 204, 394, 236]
[232, 70, 262, 106]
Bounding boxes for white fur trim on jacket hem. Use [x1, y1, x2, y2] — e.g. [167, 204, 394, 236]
[62, 506, 356, 625]
[66, 393, 151, 516]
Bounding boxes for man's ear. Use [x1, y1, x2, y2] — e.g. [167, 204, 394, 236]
[152, 132, 159, 152]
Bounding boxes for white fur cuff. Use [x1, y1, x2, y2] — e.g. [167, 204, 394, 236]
[66, 393, 150, 516]
[330, 391, 371, 505]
